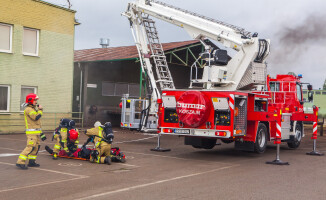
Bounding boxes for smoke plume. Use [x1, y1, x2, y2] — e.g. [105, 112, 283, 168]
[270, 14, 326, 64]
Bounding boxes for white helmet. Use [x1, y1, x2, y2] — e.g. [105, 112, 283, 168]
[94, 121, 102, 127]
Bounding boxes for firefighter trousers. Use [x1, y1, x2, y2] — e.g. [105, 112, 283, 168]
[53, 132, 68, 154]
[90, 144, 111, 164]
[17, 135, 40, 165]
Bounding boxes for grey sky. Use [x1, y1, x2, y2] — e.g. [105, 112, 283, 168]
[47, 0, 326, 89]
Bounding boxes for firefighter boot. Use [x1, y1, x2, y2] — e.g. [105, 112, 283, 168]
[28, 159, 40, 167]
[45, 145, 53, 154]
[104, 156, 111, 165]
[16, 163, 28, 170]
[53, 153, 58, 160]
[90, 150, 98, 163]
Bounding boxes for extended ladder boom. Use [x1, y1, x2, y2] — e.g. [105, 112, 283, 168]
[124, 0, 270, 91]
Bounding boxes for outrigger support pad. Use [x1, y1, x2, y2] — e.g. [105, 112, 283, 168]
[151, 133, 171, 152]
[266, 143, 289, 165]
[306, 140, 324, 156]
[266, 159, 289, 165]
[306, 151, 324, 156]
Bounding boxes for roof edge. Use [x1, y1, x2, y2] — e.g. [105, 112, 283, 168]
[32, 0, 76, 13]
[75, 57, 138, 63]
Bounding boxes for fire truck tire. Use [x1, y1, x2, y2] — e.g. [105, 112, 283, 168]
[221, 139, 234, 144]
[287, 123, 302, 149]
[254, 123, 268, 154]
[189, 138, 216, 149]
[202, 139, 217, 149]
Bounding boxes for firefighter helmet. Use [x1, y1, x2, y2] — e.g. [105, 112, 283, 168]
[94, 121, 102, 127]
[69, 120, 75, 128]
[69, 129, 78, 141]
[60, 118, 70, 128]
[25, 93, 39, 105]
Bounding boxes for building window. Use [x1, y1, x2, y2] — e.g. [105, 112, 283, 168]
[102, 82, 140, 97]
[23, 27, 39, 56]
[0, 85, 10, 112]
[20, 86, 37, 111]
[0, 23, 13, 53]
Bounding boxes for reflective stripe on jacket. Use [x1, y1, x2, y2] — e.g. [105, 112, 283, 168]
[86, 127, 108, 148]
[24, 105, 43, 135]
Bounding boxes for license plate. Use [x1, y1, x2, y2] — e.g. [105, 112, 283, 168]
[174, 129, 190, 134]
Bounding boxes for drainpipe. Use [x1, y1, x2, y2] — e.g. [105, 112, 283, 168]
[78, 62, 83, 123]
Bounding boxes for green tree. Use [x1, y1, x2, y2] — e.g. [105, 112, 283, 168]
[323, 79, 326, 90]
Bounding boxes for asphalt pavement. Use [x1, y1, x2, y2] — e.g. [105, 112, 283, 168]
[0, 127, 325, 200]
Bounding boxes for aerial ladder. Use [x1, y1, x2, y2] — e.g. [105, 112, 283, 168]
[121, 0, 269, 132]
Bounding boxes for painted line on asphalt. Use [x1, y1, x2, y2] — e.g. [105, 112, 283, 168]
[79, 164, 238, 199]
[34, 167, 88, 177]
[0, 176, 85, 193]
[123, 151, 230, 165]
[0, 161, 87, 178]
[0, 153, 19, 157]
[114, 136, 157, 144]
[0, 147, 22, 152]
[0, 161, 89, 193]
[115, 163, 139, 167]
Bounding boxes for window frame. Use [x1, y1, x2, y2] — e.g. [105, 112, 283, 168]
[20, 86, 37, 111]
[102, 82, 140, 97]
[269, 81, 280, 91]
[0, 23, 13, 53]
[0, 85, 10, 112]
[296, 83, 302, 102]
[22, 27, 39, 56]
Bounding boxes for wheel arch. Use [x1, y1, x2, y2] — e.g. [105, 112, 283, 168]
[259, 121, 270, 141]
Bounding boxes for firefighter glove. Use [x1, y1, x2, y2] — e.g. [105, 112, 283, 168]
[40, 133, 47, 141]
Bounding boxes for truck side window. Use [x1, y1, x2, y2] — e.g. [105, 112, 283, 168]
[296, 84, 302, 101]
[254, 100, 268, 112]
[270, 82, 280, 91]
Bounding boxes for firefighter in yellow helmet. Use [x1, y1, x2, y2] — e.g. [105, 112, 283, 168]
[84, 121, 114, 164]
[16, 93, 47, 169]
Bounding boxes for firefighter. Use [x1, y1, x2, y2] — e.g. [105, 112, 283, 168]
[16, 93, 47, 170]
[51, 119, 80, 159]
[84, 121, 114, 164]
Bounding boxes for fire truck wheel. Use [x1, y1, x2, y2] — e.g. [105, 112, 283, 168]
[202, 139, 217, 149]
[287, 123, 302, 149]
[221, 139, 234, 144]
[254, 123, 268, 154]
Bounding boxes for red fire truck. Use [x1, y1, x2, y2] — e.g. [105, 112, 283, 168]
[159, 74, 317, 153]
[123, 0, 321, 164]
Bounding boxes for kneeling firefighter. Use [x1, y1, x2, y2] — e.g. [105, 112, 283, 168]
[84, 121, 114, 164]
[50, 118, 80, 159]
[16, 93, 47, 170]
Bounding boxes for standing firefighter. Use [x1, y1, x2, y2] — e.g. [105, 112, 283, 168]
[16, 93, 47, 170]
[47, 119, 80, 159]
[84, 121, 114, 165]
